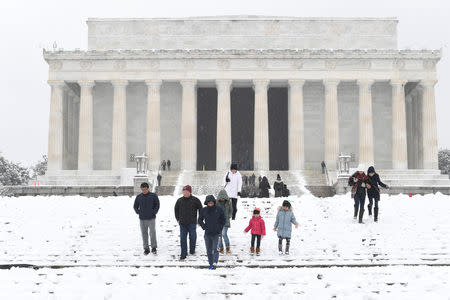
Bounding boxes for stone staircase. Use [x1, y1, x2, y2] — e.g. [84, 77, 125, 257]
[36, 172, 121, 186]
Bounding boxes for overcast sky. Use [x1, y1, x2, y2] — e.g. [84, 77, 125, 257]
[0, 0, 449, 166]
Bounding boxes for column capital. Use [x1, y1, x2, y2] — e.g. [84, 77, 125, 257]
[215, 79, 233, 87]
[356, 79, 375, 87]
[288, 79, 306, 88]
[390, 79, 408, 86]
[323, 79, 340, 87]
[144, 79, 163, 87]
[253, 79, 270, 88]
[111, 79, 129, 87]
[48, 80, 65, 87]
[420, 79, 438, 87]
[78, 80, 95, 88]
[180, 79, 197, 87]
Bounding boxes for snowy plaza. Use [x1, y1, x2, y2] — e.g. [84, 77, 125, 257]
[1, 192, 449, 299]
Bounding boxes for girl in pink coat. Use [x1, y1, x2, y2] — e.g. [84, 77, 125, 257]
[244, 208, 266, 255]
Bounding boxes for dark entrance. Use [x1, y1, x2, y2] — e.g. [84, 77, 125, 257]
[268, 87, 289, 170]
[231, 87, 254, 170]
[196, 88, 217, 170]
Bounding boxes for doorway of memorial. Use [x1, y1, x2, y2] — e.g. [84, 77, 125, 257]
[268, 87, 289, 170]
[196, 87, 217, 170]
[231, 87, 254, 171]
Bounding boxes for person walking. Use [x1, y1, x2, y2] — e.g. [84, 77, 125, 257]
[273, 174, 284, 198]
[161, 160, 167, 171]
[259, 176, 271, 198]
[174, 185, 203, 259]
[133, 182, 160, 255]
[167, 159, 171, 171]
[321, 161, 326, 174]
[348, 170, 371, 223]
[216, 189, 233, 254]
[367, 166, 389, 222]
[157, 173, 162, 186]
[244, 208, 266, 255]
[273, 200, 299, 255]
[223, 163, 243, 220]
[198, 195, 225, 270]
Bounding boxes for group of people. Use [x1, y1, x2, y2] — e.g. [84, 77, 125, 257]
[161, 160, 171, 171]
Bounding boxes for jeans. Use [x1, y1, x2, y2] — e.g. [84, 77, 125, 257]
[204, 233, 220, 266]
[140, 218, 157, 250]
[251, 234, 261, 248]
[179, 223, 197, 257]
[231, 198, 238, 220]
[218, 226, 230, 249]
[354, 193, 366, 220]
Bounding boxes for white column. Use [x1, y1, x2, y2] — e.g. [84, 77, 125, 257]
[421, 79, 438, 169]
[180, 79, 197, 170]
[324, 79, 340, 170]
[77, 80, 95, 171]
[253, 79, 270, 170]
[357, 79, 375, 168]
[67, 89, 76, 169]
[391, 79, 408, 169]
[145, 79, 162, 170]
[216, 79, 232, 171]
[111, 80, 128, 172]
[288, 79, 306, 170]
[47, 80, 65, 172]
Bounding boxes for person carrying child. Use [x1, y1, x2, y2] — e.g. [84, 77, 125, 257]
[273, 200, 299, 255]
[244, 208, 266, 255]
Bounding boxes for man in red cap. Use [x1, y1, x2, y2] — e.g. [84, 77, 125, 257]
[174, 185, 202, 260]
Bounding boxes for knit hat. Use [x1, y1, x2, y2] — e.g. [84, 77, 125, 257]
[282, 200, 291, 208]
[230, 163, 238, 170]
[204, 195, 216, 205]
[367, 166, 375, 174]
[182, 185, 192, 193]
[253, 208, 261, 215]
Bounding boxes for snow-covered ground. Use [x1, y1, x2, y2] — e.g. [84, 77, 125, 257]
[1, 193, 449, 298]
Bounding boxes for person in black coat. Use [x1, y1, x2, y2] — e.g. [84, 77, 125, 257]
[174, 185, 203, 259]
[198, 195, 225, 270]
[259, 176, 271, 198]
[157, 173, 162, 186]
[133, 182, 160, 255]
[273, 174, 284, 198]
[167, 160, 171, 171]
[348, 171, 371, 223]
[366, 166, 389, 222]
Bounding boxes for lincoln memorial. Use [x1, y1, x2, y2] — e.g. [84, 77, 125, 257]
[42, 16, 440, 184]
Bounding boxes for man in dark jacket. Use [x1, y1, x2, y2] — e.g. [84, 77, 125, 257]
[273, 174, 284, 198]
[157, 173, 162, 186]
[367, 166, 389, 222]
[348, 171, 371, 223]
[133, 182, 160, 255]
[259, 176, 271, 198]
[167, 160, 171, 171]
[198, 195, 225, 270]
[174, 185, 203, 260]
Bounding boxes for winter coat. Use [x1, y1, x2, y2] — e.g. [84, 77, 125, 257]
[216, 189, 232, 227]
[133, 192, 160, 220]
[198, 203, 226, 236]
[274, 207, 298, 238]
[174, 195, 203, 225]
[366, 167, 387, 197]
[274, 180, 284, 197]
[348, 171, 370, 197]
[223, 171, 243, 198]
[244, 216, 266, 236]
[259, 177, 271, 198]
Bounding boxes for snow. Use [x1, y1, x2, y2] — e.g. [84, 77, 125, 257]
[1, 193, 449, 298]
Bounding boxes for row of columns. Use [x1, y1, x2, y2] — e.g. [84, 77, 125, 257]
[47, 78, 439, 173]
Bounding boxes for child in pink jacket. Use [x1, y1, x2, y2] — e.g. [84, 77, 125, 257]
[244, 208, 266, 255]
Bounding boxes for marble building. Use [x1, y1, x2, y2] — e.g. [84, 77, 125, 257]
[42, 16, 440, 180]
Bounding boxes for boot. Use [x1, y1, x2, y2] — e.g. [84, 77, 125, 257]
[219, 248, 224, 254]
[368, 205, 372, 216]
[256, 248, 260, 256]
[285, 244, 290, 255]
[358, 208, 365, 224]
[374, 207, 379, 222]
[353, 205, 358, 219]
[250, 247, 255, 254]
[226, 246, 231, 254]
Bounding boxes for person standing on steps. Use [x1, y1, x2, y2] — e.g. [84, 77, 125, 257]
[133, 182, 160, 255]
[157, 172, 162, 186]
[174, 185, 203, 260]
[216, 189, 233, 254]
[244, 208, 266, 255]
[167, 159, 171, 171]
[348, 170, 371, 224]
[259, 176, 271, 198]
[274, 200, 299, 255]
[273, 174, 284, 198]
[223, 163, 242, 220]
[161, 160, 166, 171]
[321, 161, 326, 174]
[366, 166, 389, 222]
[198, 195, 225, 270]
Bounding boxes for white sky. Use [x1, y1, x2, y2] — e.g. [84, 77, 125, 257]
[0, 0, 449, 166]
